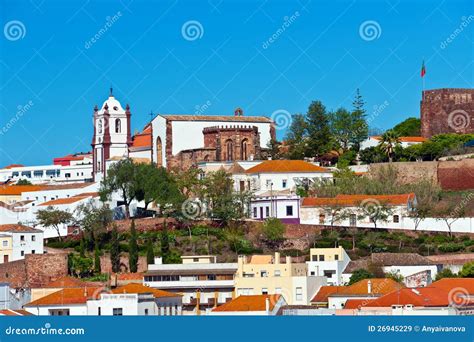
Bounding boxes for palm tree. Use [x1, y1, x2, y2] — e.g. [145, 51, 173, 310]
[378, 130, 400, 163]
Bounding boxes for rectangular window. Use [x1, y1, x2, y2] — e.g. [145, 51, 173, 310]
[282, 179, 287, 188]
[113, 308, 123, 316]
[265, 207, 270, 217]
[335, 254, 339, 261]
[144, 309, 149, 316]
[98, 307, 101, 316]
[295, 287, 303, 301]
[261, 288, 268, 295]
[393, 215, 400, 223]
[274, 270, 281, 277]
[319, 255, 325, 261]
[2, 241, 7, 247]
[31, 250, 35, 254]
[286, 205, 293, 216]
[31, 235, 36, 241]
[21, 251, 25, 256]
[20, 235, 25, 241]
[253, 207, 257, 218]
[260, 270, 268, 277]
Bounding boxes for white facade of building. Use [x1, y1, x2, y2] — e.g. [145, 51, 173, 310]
[0, 226, 44, 263]
[0, 164, 93, 184]
[307, 247, 351, 285]
[250, 192, 300, 224]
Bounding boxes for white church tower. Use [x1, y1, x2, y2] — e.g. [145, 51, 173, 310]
[91, 88, 132, 181]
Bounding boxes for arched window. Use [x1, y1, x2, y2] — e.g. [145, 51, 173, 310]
[115, 119, 121, 133]
[156, 137, 163, 167]
[241, 139, 248, 160]
[98, 120, 103, 134]
[225, 139, 233, 161]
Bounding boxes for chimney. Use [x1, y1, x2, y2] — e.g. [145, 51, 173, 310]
[274, 252, 280, 264]
[286, 256, 291, 265]
[265, 297, 270, 313]
[154, 257, 162, 265]
[367, 280, 372, 294]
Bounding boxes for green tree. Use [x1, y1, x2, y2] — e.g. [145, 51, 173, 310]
[75, 201, 113, 245]
[36, 206, 73, 241]
[378, 130, 401, 163]
[348, 269, 374, 285]
[435, 268, 457, 280]
[262, 218, 285, 242]
[350, 88, 368, 150]
[16, 179, 32, 185]
[110, 225, 121, 273]
[146, 239, 155, 265]
[79, 237, 86, 258]
[69, 254, 93, 278]
[385, 271, 404, 283]
[392, 117, 421, 136]
[99, 158, 139, 218]
[135, 164, 170, 211]
[306, 101, 332, 158]
[284, 113, 307, 159]
[128, 219, 138, 273]
[94, 240, 101, 274]
[459, 261, 474, 278]
[357, 201, 393, 229]
[266, 138, 282, 160]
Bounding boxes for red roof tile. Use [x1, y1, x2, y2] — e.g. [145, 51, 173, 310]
[359, 287, 451, 308]
[246, 160, 330, 174]
[0, 224, 41, 233]
[212, 294, 281, 312]
[0, 309, 33, 316]
[25, 287, 104, 306]
[111, 283, 179, 298]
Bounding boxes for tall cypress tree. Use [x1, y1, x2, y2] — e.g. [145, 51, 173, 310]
[128, 219, 138, 273]
[94, 239, 101, 274]
[160, 223, 170, 263]
[146, 239, 155, 265]
[351, 88, 368, 150]
[110, 225, 121, 273]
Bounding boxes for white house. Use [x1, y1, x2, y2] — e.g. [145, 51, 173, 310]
[144, 255, 237, 315]
[307, 247, 351, 285]
[0, 163, 93, 185]
[300, 193, 417, 229]
[209, 294, 287, 316]
[245, 160, 333, 194]
[24, 283, 182, 316]
[0, 224, 43, 263]
[250, 190, 301, 223]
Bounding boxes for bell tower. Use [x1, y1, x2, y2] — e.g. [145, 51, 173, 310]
[91, 88, 132, 181]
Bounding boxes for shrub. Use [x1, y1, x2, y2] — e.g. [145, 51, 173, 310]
[348, 269, 374, 285]
[262, 218, 285, 242]
[438, 242, 464, 253]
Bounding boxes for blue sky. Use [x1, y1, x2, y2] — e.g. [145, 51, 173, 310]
[0, 0, 472, 166]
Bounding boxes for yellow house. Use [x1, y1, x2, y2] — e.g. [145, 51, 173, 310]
[234, 252, 326, 305]
[0, 235, 13, 264]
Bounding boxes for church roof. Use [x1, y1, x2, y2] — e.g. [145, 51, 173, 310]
[130, 124, 152, 149]
[160, 114, 273, 123]
[98, 95, 125, 114]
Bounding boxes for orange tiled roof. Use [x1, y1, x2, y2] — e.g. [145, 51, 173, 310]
[2, 164, 25, 169]
[212, 294, 281, 312]
[39, 196, 90, 206]
[312, 286, 343, 303]
[302, 193, 415, 207]
[0, 185, 47, 195]
[344, 299, 375, 309]
[131, 124, 152, 149]
[431, 278, 474, 294]
[111, 283, 180, 298]
[162, 114, 273, 123]
[44, 276, 89, 288]
[25, 287, 104, 306]
[359, 287, 452, 308]
[0, 309, 33, 316]
[0, 224, 41, 233]
[246, 160, 330, 174]
[311, 279, 404, 303]
[248, 255, 274, 264]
